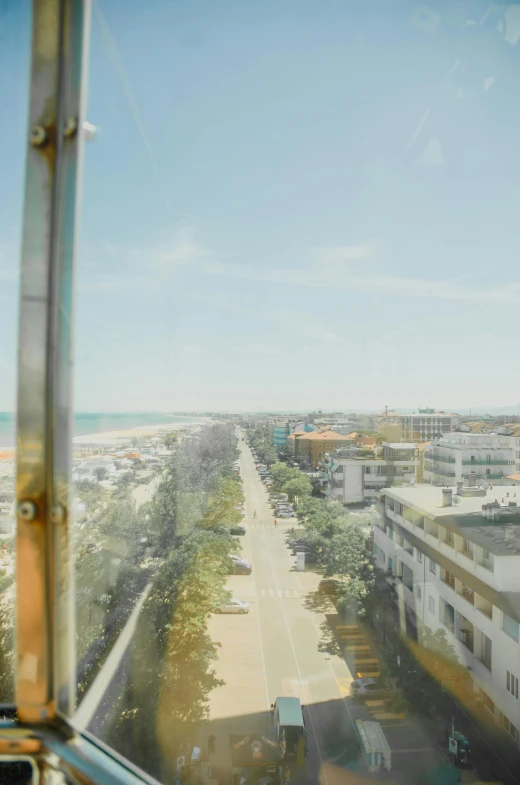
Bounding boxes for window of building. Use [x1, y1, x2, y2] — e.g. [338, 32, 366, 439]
[374, 543, 380, 557]
[506, 671, 519, 699]
[380, 550, 386, 564]
[428, 596, 435, 615]
[388, 529, 394, 540]
[503, 613, 520, 642]
[388, 558, 393, 572]
[416, 550, 423, 563]
[365, 466, 371, 474]
[416, 585, 422, 600]
[502, 716, 518, 742]
[429, 558, 437, 575]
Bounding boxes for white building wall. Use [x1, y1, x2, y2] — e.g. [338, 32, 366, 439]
[373, 506, 520, 742]
[343, 464, 364, 503]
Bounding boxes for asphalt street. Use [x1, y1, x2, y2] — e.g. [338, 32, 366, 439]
[204, 436, 445, 785]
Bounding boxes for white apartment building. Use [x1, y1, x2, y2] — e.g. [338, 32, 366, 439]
[322, 443, 418, 504]
[399, 412, 459, 441]
[424, 433, 515, 486]
[373, 483, 520, 745]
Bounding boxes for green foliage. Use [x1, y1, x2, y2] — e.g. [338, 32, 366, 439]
[270, 462, 297, 491]
[281, 474, 312, 503]
[297, 494, 375, 614]
[201, 476, 244, 528]
[103, 423, 241, 769]
[249, 430, 278, 466]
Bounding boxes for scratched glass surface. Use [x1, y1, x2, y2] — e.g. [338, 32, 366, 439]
[70, 2, 520, 783]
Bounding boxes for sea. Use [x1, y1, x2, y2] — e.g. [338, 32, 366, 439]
[0, 412, 203, 450]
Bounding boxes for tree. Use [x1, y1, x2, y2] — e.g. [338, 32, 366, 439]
[201, 476, 244, 528]
[270, 462, 297, 491]
[281, 474, 312, 504]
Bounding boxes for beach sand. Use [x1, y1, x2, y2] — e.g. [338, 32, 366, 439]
[72, 419, 211, 445]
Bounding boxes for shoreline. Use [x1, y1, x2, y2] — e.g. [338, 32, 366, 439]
[72, 419, 211, 445]
[0, 418, 214, 457]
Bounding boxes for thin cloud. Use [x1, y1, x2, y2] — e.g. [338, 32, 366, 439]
[233, 344, 282, 356]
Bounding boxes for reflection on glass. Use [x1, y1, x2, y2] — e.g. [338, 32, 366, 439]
[69, 1, 520, 783]
[0, 0, 31, 703]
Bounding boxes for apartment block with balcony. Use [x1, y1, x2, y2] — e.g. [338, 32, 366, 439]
[424, 433, 515, 486]
[372, 483, 520, 746]
[320, 442, 418, 504]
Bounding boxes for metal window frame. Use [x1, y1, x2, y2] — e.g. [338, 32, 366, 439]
[16, 0, 89, 725]
[10, 2, 160, 781]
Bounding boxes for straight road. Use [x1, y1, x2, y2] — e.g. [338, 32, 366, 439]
[207, 437, 358, 784]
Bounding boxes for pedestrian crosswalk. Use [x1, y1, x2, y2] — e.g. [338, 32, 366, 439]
[258, 588, 302, 598]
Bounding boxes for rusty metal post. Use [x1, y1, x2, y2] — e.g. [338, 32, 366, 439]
[16, 0, 90, 722]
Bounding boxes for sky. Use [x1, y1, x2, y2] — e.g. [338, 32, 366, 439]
[3, 0, 520, 412]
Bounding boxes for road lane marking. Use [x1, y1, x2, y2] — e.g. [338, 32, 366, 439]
[268, 589, 274, 597]
[284, 590, 291, 598]
[260, 589, 266, 597]
[277, 589, 282, 598]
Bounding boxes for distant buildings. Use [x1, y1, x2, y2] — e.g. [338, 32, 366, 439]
[320, 443, 418, 504]
[266, 417, 317, 450]
[373, 483, 520, 746]
[378, 410, 459, 442]
[424, 434, 515, 486]
[287, 429, 359, 467]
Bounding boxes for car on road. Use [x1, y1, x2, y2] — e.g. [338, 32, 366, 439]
[349, 677, 393, 697]
[318, 578, 342, 595]
[231, 561, 252, 575]
[213, 598, 250, 614]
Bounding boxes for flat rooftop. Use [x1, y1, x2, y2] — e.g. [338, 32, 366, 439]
[383, 485, 520, 556]
[383, 442, 416, 450]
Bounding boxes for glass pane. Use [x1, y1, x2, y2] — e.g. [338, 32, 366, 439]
[71, 1, 520, 783]
[0, 0, 32, 704]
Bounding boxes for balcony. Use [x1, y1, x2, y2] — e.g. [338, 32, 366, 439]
[426, 453, 455, 464]
[462, 459, 514, 466]
[428, 465, 456, 478]
[462, 472, 506, 480]
[458, 616, 474, 653]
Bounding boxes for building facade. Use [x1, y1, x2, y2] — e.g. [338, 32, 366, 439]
[424, 434, 515, 486]
[373, 483, 520, 746]
[288, 429, 358, 466]
[321, 443, 418, 504]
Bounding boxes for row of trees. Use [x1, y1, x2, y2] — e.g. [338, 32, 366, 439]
[102, 424, 244, 780]
[247, 426, 277, 466]
[295, 497, 464, 722]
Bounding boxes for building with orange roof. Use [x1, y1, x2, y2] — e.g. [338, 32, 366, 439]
[290, 429, 361, 467]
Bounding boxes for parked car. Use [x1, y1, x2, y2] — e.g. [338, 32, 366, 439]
[229, 525, 246, 535]
[213, 598, 250, 614]
[292, 545, 316, 555]
[318, 579, 341, 595]
[232, 562, 252, 575]
[288, 538, 306, 548]
[230, 554, 251, 567]
[349, 677, 393, 697]
[276, 511, 294, 518]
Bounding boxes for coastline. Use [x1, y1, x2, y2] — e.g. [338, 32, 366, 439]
[72, 419, 212, 445]
[0, 417, 214, 460]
